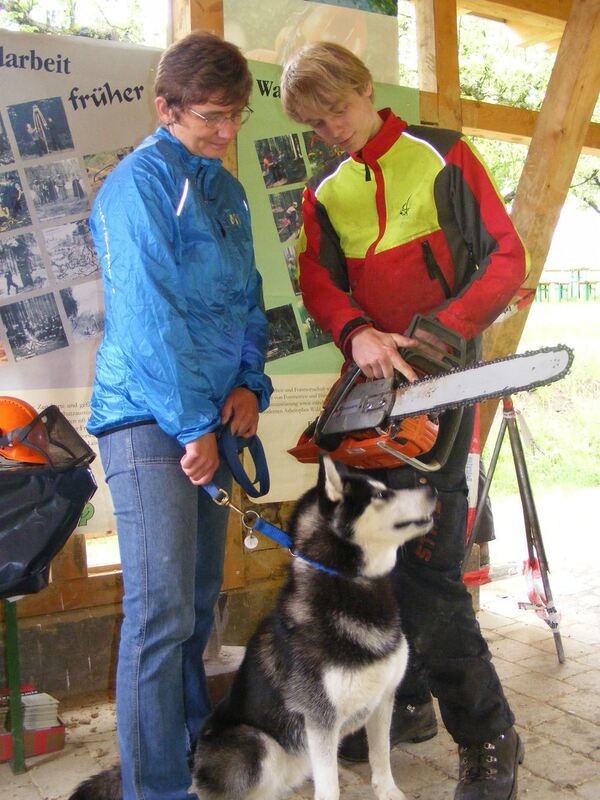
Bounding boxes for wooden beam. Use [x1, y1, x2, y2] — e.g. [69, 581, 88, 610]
[479, 0, 600, 442]
[171, 0, 224, 39]
[420, 92, 600, 155]
[414, 0, 438, 95]
[459, 0, 571, 26]
[415, 0, 463, 128]
[434, 0, 463, 129]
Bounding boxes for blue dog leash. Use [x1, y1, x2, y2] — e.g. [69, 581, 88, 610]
[203, 483, 339, 577]
[202, 429, 339, 576]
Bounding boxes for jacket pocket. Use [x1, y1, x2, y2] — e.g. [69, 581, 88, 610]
[421, 239, 452, 299]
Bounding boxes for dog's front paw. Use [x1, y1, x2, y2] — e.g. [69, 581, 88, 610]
[373, 785, 407, 800]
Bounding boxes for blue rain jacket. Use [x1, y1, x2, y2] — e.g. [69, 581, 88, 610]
[87, 127, 273, 446]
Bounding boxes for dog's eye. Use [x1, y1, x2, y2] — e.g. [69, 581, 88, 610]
[374, 490, 387, 500]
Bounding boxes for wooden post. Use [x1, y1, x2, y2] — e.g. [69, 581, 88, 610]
[415, 0, 463, 129]
[480, 0, 600, 442]
[171, 0, 224, 39]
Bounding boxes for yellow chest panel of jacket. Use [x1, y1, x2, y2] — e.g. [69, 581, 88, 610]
[315, 136, 445, 258]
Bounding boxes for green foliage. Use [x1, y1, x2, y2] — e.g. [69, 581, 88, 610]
[484, 303, 600, 496]
[469, 137, 527, 204]
[458, 15, 599, 215]
[458, 15, 554, 111]
[0, 0, 143, 41]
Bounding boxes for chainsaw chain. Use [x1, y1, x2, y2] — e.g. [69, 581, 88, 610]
[396, 344, 574, 418]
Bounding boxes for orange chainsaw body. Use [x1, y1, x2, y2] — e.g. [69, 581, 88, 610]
[288, 413, 439, 469]
[287, 316, 468, 471]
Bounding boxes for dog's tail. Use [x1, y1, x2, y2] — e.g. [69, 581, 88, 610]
[68, 765, 122, 800]
[194, 724, 267, 799]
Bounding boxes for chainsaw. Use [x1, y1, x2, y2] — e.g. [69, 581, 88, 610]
[288, 315, 573, 472]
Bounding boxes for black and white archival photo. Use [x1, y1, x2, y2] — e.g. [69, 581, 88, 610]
[84, 147, 133, 204]
[0, 291, 69, 361]
[0, 233, 47, 298]
[25, 158, 89, 221]
[266, 303, 303, 362]
[60, 281, 104, 342]
[255, 134, 307, 189]
[269, 188, 303, 244]
[7, 97, 74, 160]
[0, 116, 15, 166]
[44, 218, 99, 282]
[0, 170, 31, 232]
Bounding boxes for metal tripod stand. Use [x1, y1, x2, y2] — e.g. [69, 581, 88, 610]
[465, 396, 565, 664]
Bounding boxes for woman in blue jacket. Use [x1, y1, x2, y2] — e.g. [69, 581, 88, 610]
[86, 32, 272, 800]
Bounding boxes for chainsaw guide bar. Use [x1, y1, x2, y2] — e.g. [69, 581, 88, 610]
[320, 345, 574, 436]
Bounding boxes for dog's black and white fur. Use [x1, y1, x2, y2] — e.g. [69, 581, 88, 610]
[70, 457, 436, 800]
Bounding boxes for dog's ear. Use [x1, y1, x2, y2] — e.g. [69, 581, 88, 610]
[320, 455, 344, 503]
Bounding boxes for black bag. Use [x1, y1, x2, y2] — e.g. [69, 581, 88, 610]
[0, 404, 97, 599]
[0, 466, 97, 598]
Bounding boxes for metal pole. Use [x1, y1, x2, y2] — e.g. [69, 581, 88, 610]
[503, 398, 565, 664]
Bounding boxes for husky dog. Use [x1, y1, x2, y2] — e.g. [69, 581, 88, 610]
[70, 457, 436, 800]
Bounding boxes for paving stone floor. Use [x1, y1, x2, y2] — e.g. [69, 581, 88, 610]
[2, 487, 599, 799]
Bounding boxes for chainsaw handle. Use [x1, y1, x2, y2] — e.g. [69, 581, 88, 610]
[314, 362, 363, 442]
[402, 315, 467, 374]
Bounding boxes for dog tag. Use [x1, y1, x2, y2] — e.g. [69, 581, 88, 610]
[244, 533, 259, 550]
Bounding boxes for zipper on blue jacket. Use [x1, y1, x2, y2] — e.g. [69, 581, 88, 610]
[422, 240, 451, 299]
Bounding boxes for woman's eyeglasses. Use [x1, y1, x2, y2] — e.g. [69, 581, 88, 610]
[188, 107, 253, 128]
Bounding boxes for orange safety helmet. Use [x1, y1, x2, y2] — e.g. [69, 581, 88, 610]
[0, 395, 49, 464]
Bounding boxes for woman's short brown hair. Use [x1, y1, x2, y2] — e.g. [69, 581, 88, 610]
[281, 42, 373, 122]
[154, 31, 252, 115]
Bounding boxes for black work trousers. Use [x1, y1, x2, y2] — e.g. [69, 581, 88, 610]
[368, 406, 514, 746]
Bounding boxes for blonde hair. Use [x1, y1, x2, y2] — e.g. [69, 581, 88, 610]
[281, 42, 373, 122]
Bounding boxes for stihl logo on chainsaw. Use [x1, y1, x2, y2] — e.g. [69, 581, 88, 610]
[288, 315, 573, 473]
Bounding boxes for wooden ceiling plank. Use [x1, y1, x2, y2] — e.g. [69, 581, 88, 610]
[479, 0, 600, 442]
[458, 0, 571, 26]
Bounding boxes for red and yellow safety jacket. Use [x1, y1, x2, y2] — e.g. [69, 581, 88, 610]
[298, 109, 529, 358]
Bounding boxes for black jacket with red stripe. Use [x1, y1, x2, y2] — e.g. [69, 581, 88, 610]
[297, 109, 529, 359]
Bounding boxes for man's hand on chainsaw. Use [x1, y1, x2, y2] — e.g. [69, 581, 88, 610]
[350, 327, 419, 381]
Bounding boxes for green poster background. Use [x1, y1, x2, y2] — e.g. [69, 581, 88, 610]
[238, 61, 419, 377]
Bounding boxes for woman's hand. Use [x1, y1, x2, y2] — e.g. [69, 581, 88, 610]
[221, 387, 259, 438]
[180, 432, 219, 485]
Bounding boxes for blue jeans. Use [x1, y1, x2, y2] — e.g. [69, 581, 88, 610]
[99, 424, 231, 800]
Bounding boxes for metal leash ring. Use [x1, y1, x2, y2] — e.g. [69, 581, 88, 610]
[242, 510, 260, 550]
[241, 509, 260, 531]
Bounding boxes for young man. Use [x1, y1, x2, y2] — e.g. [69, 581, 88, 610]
[281, 42, 528, 800]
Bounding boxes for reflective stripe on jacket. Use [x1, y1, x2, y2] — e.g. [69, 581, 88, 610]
[298, 109, 529, 356]
[87, 126, 272, 445]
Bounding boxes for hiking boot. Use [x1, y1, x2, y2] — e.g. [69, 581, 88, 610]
[338, 700, 438, 763]
[455, 727, 525, 799]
